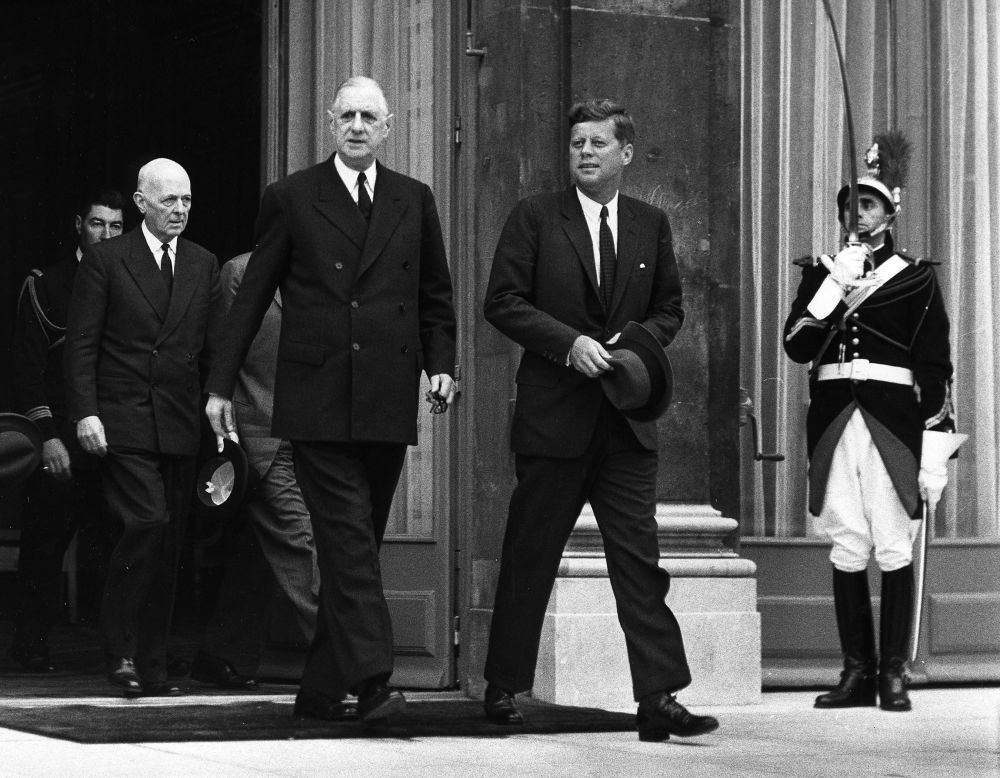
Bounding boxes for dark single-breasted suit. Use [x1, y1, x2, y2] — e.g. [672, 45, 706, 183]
[483, 187, 690, 700]
[206, 155, 456, 701]
[11, 254, 108, 661]
[201, 253, 318, 672]
[66, 227, 221, 683]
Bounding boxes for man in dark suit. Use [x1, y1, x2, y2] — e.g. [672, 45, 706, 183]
[66, 158, 222, 697]
[482, 99, 718, 741]
[9, 190, 124, 672]
[206, 76, 456, 724]
[191, 251, 319, 691]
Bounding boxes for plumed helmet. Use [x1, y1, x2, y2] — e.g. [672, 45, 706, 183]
[837, 130, 911, 221]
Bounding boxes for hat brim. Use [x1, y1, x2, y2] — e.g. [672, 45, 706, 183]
[194, 438, 250, 520]
[0, 413, 44, 486]
[600, 321, 674, 422]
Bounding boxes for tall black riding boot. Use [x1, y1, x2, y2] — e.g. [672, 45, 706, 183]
[879, 564, 914, 712]
[814, 568, 878, 708]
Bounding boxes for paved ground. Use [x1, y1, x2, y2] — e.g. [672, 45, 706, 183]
[0, 686, 996, 777]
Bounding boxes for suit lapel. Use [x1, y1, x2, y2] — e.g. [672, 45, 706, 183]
[122, 229, 169, 321]
[608, 197, 639, 316]
[157, 239, 198, 345]
[313, 157, 368, 250]
[560, 189, 601, 302]
[356, 163, 409, 280]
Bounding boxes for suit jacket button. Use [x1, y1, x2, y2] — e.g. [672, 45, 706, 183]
[351, 300, 359, 309]
[402, 261, 411, 269]
[152, 349, 158, 356]
[335, 262, 344, 271]
[400, 345, 408, 353]
[399, 303, 406, 312]
[352, 343, 360, 351]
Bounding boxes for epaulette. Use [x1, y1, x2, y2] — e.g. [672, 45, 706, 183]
[17, 268, 65, 348]
[896, 251, 940, 266]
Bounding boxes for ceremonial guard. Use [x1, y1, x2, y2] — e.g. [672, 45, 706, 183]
[783, 133, 957, 712]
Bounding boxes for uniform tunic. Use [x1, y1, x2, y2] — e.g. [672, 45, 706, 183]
[783, 236, 954, 519]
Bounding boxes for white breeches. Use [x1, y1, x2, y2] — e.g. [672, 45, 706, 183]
[817, 410, 915, 573]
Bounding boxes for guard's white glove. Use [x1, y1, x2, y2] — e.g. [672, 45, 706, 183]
[819, 244, 870, 289]
[918, 464, 947, 517]
[919, 430, 967, 516]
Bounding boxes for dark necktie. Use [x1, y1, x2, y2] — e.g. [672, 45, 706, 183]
[599, 205, 616, 309]
[357, 172, 372, 220]
[160, 243, 173, 294]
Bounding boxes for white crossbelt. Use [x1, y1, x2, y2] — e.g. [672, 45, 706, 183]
[815, 359, 913, 385]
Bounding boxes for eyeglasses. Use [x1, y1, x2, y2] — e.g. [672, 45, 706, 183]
[327, 109, 392, 129]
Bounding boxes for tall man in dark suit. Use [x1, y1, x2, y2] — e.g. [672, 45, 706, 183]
[66, 158, 222, 697]
[206, 76, 456, 724]
[9, 189, 124, 672]
[482, 99, 718, 742]
[191, 251, 319, 691]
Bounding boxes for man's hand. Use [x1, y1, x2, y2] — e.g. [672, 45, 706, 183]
[41, 437, 72, 481]
[918, 464, 948, 517]
[426, 374, 456, 414]
[76, 416, 107, 457]
[819, 244, 870, 289]
[569, 335, 614, 378]
[205, 394, 239, 452]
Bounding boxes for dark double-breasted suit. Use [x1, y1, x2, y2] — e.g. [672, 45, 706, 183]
[206, 155, 455, 700]
[483, 187, 690, 700]
[66, 227, 221, 682]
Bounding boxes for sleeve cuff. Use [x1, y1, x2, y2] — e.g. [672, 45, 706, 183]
[806, 276, 845, 319]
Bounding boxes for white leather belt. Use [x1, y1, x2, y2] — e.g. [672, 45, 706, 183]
[816, 359, 913, 385]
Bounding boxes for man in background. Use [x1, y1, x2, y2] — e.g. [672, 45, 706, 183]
[66, 158, 221, 697]
[9, 189, 124, 672]
[191, 251, 320, 692]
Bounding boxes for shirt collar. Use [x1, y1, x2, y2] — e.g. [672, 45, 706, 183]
[75, 246, 83, 262]
[141, 221, 177, 256]
[334, 154, 378, 193]
[576, 187, 619, 220]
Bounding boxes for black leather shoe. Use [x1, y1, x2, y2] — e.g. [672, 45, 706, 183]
[293, 687, 360, 722]
[878, 663, 912, 712]
[130, 681, 184, 698]
[357, 677, 406, 722]
[10, 645, 58, 673]
[636, 692, 719, 741]
[108, 657, 143, 696]
[814, 664, 877, 708]
[484, 683, 524, 725]
[190, 650, 259, 690]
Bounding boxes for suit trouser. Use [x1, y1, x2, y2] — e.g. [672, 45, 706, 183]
[202, 440, 319, 671]
[99, 447, 194, 683]
[485, 402, 691, 701]
[291, 440, 407, 700]
[13, 460, 108, 650]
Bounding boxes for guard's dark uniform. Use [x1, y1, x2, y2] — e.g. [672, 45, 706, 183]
[784, 229, 955, 713]
[784, 234, 955, 520]
[11, 254, 109, 667]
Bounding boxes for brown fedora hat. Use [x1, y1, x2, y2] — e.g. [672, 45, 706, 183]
[0, 413, 44, 485]
[599, 321, 674, 422]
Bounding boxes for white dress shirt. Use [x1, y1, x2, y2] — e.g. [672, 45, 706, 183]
[576, 187, 619, 283]
[141, 221, 177, 272]
[334, 153, 377, 204]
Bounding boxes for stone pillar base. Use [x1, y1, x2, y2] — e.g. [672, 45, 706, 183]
[533, 503, 761, 708]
